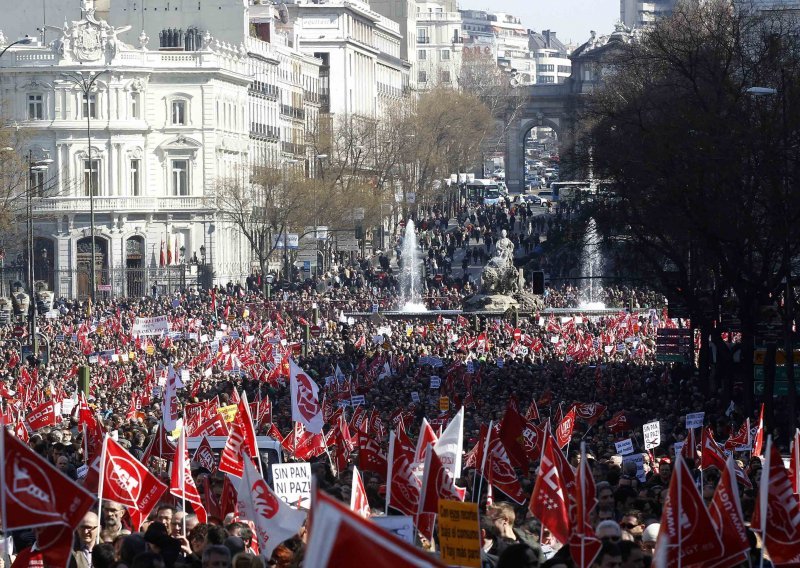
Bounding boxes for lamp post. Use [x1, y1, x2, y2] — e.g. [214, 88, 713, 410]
[265, 273, 274, 301]
[281, 159, 299, 283]
[314, 154, 327, 277]
[62, 69, 109, 303]
[0, 36, 33, 59]
[27, 150, 52, 356]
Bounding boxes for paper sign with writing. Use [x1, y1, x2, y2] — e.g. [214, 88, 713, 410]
[217, 404, 238, 423]
[615, 438, 635, 456]
[438, 500, 481, 568]
[685, 412, 704, 429]
[271, 462, 312, 509]
[371, 516, 415, 545]
[643, 421, 661, 450]
[430, 376, 441, 389]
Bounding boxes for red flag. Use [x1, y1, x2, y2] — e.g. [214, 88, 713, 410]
[529, 431, 570, 545]
[605, 410, 633, 434]
[417, 446, 466, 516]
[26, 400, 57, 431]
[569, 442, 602, 568]
[188, 413, 229, 438]
[358, 435, 388, 478]
[170, 429, 208, 523]
[498, 401, 530, 474]
[752, 403, 765, 457]
[193, 435, 217, 473]
[654, 453, 722, 567]
[723, 418, 750, 451]
[289, 359, 323, 433]
[555, 408, 576, 449]
[160, 239, 166, 267]
[680, 427, 699, 461]
[751, 438, 800, 565]
[700, 428, 752, 489]
[386, 428, 420, 517]
[167, 235, 173, 265]
[705, 455, 749, 568]
[413, 419, 438, 471]
[235, 391, 259, 459]
[2, 429, 96, 531]
[522, 420, 546, 461]
[570, 402, 607, 426]
[100, 436, 168, 530]
[350, 466, 372, 519]
[525, 399, 540, 422]
[140, 422, 177, 468]
[486, 424, 527, 504]
[305, 485, 445, 567]
[219, 421, 248, 478]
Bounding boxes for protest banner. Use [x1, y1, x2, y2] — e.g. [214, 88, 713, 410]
[439, 397, 450, 412]
[438, 500, 481, 568]
[217, 404, 238, 423]
[271, 462, 312, 508]
[685, 412, 705, 429]
[643, 421, 661, 450]
[132, 315, 170, 337]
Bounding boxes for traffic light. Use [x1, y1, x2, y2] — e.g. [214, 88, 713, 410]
[531, 271, 545, 295]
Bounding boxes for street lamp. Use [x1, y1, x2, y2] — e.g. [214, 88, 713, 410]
[27, 150, 52, 356]
[314, 154, 328, 277]
[281, 159, 299, 283]
[0, 36, 33, 59]
[265, 273, 274, 301]
[62, 69, 109, 303]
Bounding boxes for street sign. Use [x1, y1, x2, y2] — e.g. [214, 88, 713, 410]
[310, 325, 321, 338]
[655, 328, 692, 363]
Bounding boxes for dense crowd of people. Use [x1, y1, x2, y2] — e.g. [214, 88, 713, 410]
[0, 200, 785, 568]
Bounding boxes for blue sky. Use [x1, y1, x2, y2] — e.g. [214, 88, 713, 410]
[456, 0, 619, 46]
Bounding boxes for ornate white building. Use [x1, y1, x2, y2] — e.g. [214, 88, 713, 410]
[0, 0, 321, 298]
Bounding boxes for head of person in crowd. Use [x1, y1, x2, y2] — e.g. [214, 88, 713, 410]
[596, 520, 623, 544]
[640, 523, 659, 555]
[202, 544, 232, 568]
[591, 542, 623, 568]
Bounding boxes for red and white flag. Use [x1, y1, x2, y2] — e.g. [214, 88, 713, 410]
[170, 428, 207, 523]
[568, 442, 602, 568]
[359, 435, 388, 478]
[289, 359, 323, 433]
[386, 429, 421, 517]
[498, 401, 530, 474]
[350, 466, 371, 519]
[653, 453, 722, 567]
[485, 424, 527, 505]
[555, 408, 576, 449]
[525, 399, 540, 422]
[790, 428, 800, 495]
[1, 428, 95, 531]
[417, 446, 465, 516]
[723, 418, 750, 451]
[700, 427, 752, 489]
[570, 403, 607, 426]
[236, 451, 306, 559]
[529, 430, 570, 544]
[751, 437, 800, 566]
[219, 421, 248, 478]
[100, 436, 168, 530]
[189, 413, 229, 438]
[234, 390, 259, 460]
[305, 486, 445, 567]
[706, 455, 749, 568]
[432, 407, 464, 480]
[193, 435, 217, 473]
[27, 400, 57, 431]
[752, 403, 765, 457]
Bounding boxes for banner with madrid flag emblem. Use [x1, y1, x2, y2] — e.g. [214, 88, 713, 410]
[99, 435, 168, 530]
[529, 430, 570, 544]
[26, 400, 57, 431]
[170, 429, 207, 523]
[236, 450, 305, 559]
[290, 358, 323, 433]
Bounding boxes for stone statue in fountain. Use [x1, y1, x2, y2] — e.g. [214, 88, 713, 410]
[480, 230, 521, 295]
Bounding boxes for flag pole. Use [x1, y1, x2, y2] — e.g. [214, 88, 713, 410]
[0, 428, 7, 544]
[96, 435, 109, 545]
[676, 451, 683, 568]
[385, 430, 396, 516]
[180, 422, 187, 538]
[759, 436, 771, 568]
[476, 421, 493, 505]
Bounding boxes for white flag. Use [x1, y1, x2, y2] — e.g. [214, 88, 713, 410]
[433, 407, 464, 480]
[289, 359, 323, 433]
[236, 451, 306, 559]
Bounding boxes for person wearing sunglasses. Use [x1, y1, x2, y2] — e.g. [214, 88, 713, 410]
[596, 520, 623, 543]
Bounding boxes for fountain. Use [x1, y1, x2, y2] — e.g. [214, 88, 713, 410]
[399, 220, 428, 312]
[579, 217, 606, 310]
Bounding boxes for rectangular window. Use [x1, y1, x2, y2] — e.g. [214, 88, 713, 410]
[440, 70, 451, 83]
[131, 92, 140, 119]
[83, 159, 100, 196]
[417, 49, 427, 60]
[558, 65, 571, 73]
[29, 170, 46, 197]
[130, 159, 141, 196]
[172, 159, 188, 196]
[82, 94, 97, 119]
[441, 49, 450, 61]
[417, 28, 429, 43]
[28, 94, 43, 120]
[418, 71, 427, 83]
[171, 100, 186, 125]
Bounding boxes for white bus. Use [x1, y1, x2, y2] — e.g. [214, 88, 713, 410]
[549, 181, 592, 202]
[466, 179, 502, 205]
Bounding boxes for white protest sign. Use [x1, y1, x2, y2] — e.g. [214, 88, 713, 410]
[643, 421, 661, 450]
[132, 315, 170, 336]
[60, 398, 75, 417]
[350, 395, 366, 407]
[371, 516, 415, 545]
[271, 462, 312, 508]
[430, 376, 441, 389]
[622, 453, 647, 482]
[685, 412, 705, 429]
[615, 438, 635, 456]
[411, 391, 420, 403]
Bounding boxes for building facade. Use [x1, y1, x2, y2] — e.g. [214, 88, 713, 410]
[0, 0, 321, 298]
[620, 0, 678, 29]
[415, 0, 463, 89]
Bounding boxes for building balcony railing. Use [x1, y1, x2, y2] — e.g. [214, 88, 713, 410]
[280, 104, 306, 121]
[250, 122, 280, 141]
[303, 90, 320, 105]
[280, 141, 306, 156]
[32, 196, 214, 213]
[249, 82, 280, 100]
[417, 37, 431, 44]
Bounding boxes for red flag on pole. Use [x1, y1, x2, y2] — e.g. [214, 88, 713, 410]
[751, 437, 800, 566]
[160, 238, 166, 267]
[99, 436, 168, 530]
[705, 455, 749, 568]
[790, 428, 800, 495]
[289, 359, 323, 433]
[555, 407, 576, 449]
[417, 446, 466, 516]
[700, 427, 752, 489]
[568, 442, 602, 568]
[529, 431, 570, 545]
[170, 429, 208, 523]
[26, 400, 57, 431]
[386, 428, 420, 517]
[498, 401, 530, 474]
[653, 453, 722, 567]
[219, 421, 248, 478]
[350, 466, 371, 519]
[193, 435, 217, 473]
[752, 403, 765, 457]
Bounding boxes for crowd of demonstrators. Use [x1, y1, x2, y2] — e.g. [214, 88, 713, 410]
[0, 202, 785, 567]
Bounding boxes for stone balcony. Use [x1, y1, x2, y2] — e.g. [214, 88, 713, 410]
[32, 195, 215, 213]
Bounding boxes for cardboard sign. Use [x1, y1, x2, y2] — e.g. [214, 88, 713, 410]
[438, 500, 481, 568]
[217, 404, 238, 423]
[643, 421, 661, 450]
[132, 315, 170, 336]
[615, 438, 635, 456]
[685, 412, 705, 429]
[60, 398, 75, 417]
[439, 396, 450, 412]
[622, 453, 647, 482]
[271, 462, 312, 509]
[411, 391, 420, 403]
